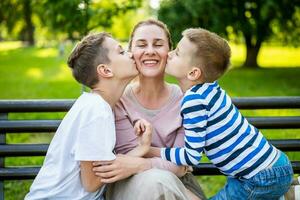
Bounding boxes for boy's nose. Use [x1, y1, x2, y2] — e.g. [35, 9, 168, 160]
[168, 51, 173, 58]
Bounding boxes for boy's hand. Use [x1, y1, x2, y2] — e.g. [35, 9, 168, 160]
[125, 119, 152, 157]
[134, 119, 152, 148]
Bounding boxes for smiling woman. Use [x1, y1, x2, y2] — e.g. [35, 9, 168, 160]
[92, 19, 207, 200]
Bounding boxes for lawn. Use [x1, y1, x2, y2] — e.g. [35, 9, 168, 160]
[0, 41, 300, 199]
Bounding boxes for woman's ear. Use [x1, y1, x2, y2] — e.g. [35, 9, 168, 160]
[187, 67, 202, 81]
[96, 64, 113, 78]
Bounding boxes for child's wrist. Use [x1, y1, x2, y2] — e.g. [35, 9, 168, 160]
[136, 145, 150, 156]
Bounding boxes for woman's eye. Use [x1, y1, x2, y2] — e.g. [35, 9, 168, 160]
[137, 44, 146, 47]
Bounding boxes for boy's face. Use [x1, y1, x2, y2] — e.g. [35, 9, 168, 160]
[104, 37, 138, 79]
[165, 37, 197, 79]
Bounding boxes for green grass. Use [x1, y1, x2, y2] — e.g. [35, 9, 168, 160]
[0, 41, 300, 199]
[230, 43, 300, 67]
[0, 41, 81, 99]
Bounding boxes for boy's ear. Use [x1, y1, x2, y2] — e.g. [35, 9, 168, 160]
[96, 64, 113, 78]
[187, 67, 202, 81]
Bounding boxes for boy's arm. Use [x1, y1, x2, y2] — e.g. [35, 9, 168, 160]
[144, 146, 161, 157]
[161, 97, 208, 166]
[126, 145, 149, 157]
[75, 113, 116, 192]
[80, 161, 104, 192]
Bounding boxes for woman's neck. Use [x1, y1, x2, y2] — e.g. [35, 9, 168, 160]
[133, 77, 171, 110]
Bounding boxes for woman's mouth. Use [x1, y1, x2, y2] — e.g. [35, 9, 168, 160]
[142, 59, 159, 67]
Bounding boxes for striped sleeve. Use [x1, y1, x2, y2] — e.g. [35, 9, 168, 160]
[161, 97, 208, 166]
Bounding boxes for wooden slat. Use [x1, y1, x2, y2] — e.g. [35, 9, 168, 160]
[232, 97, 300, 109]
[1, 161, 299, 179]
[0, 117, 299, 133]
[0, 120, 60, 132]
[0, 167, 40, 180]
[269, 139, 300, 151]
[0, 100, 74, 112]
[0, 139, 299, 157]
[248, 117, 300, 129]
[0, 144, 48, 156]
[192, 161, 300, 175]
[0, 97, 300, 113]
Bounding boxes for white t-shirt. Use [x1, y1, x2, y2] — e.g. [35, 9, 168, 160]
[25, 92, 116, 200]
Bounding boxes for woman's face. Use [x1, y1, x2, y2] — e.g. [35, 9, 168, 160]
[130, 25, 169, 78]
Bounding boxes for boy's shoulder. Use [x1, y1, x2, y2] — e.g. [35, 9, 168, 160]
[183, 89, 208, 103]
[182, 82, 220, 107]
[73, 92, 112, 118]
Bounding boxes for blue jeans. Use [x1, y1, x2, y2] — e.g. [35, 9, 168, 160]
[210, 152, 293, 200]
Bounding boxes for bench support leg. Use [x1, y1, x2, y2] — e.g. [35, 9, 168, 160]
[0, 113, 7, 200]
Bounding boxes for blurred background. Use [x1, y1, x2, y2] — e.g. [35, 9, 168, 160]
[0, 0, 299, 199]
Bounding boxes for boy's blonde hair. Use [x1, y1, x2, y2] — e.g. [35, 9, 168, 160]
[67, 32, 111, 88]
[183, 28, 231, 82]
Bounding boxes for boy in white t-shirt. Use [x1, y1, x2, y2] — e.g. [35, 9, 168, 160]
[25, 33, 152, 200]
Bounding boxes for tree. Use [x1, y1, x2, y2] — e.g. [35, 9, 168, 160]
[158, 0, 300, 68]
[40, 0, 142, 40]
[0, 0, 142, 43]
[0, 0, 36, 45]
[23, 0, 35, 45]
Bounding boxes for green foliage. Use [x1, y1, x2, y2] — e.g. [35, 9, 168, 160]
[0, 0, 37, 43]
[0, 0, 143, 43]
[33, 0, 143, 40]
[158, 0, 300, 67]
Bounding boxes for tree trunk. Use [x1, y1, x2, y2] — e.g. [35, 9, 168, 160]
[23, 0, 34, 46]
[244, 45, 260, 68]
[243, 33, 262, 68]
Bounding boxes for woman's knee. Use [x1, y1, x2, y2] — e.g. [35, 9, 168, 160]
[139, 168, 180, 186]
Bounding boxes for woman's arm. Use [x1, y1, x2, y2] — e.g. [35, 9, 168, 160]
[92, 154, 151, 183]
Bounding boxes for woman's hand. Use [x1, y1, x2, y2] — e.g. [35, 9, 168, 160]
[92, 154, 151, 183]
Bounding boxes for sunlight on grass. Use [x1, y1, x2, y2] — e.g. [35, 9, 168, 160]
[35, 48, 58, 58]
[0, 41, 23, 51]
[26, 67, 43, 79]
[230, 43, 246, 67]
[50, 63, 74, 81]
[230, 43, 300, 67]
[258, 46, 300, 67]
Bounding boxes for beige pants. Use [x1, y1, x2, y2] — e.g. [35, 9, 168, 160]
[105, 169, 191, 200]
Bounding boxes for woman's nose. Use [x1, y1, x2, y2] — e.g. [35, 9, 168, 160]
[145, 45, 155, 55]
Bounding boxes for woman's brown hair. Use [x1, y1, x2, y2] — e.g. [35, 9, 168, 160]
[128, 19, 172, 51]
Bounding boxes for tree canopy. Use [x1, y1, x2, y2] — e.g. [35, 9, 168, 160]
[158, 0, 300, 67]
[0, 0, 142, 44]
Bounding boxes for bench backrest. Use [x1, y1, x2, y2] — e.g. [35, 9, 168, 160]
[0, 97, 300, 198]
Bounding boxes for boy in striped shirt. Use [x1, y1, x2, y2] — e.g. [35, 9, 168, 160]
[156, 28, 293, 199]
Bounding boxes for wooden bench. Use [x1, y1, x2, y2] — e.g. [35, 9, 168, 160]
[0, 97, 300, 198]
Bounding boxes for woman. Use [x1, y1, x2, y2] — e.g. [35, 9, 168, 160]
[93, 19, 206, 200]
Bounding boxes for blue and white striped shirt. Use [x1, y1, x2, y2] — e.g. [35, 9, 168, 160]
[161, 82, 279, 178]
